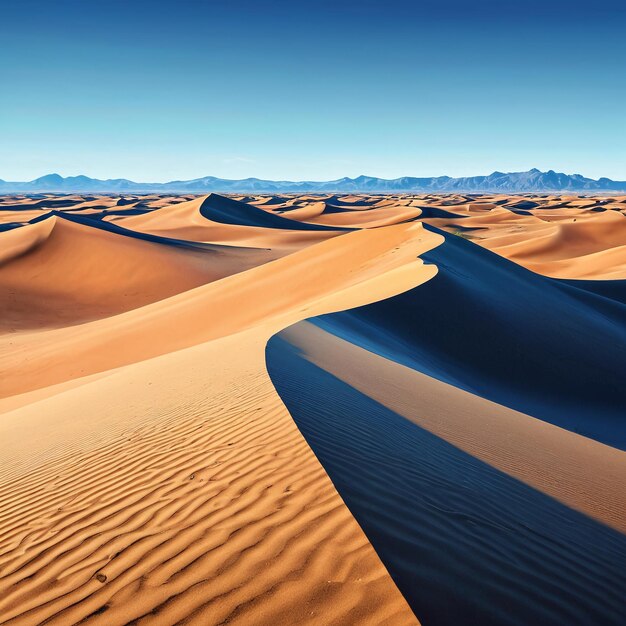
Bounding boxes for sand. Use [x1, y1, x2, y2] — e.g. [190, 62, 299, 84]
[277, 321, 626, 532]
[0, 192, 624, 626]
[0, 194, 441, 625]
[0, 331, 416, 625]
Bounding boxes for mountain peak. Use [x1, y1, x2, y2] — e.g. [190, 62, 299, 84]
[35, 173, 63, 182]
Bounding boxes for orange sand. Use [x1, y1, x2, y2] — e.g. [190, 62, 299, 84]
[1, 191, 624, 625]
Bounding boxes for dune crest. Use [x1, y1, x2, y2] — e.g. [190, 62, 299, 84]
[0, 213, 279, 331]
[0, 220, 441, 397]
[0, 196, 444, 625]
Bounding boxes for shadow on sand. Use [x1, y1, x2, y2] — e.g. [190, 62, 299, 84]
[266, 335, 626, 626]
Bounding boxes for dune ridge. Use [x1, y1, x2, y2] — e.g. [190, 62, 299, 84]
[274, 322, 626, 532]
[0, 214, 278, 331]
[310, 226, 626, 448]
[0, 217, 440, 398]
[0, 196, 443, 625]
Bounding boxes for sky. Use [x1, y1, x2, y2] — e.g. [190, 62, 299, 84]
[1, 0, 625, 182]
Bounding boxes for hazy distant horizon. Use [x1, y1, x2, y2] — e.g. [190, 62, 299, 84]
[3, 167, 626, 194]
[3, 166, 626, 186]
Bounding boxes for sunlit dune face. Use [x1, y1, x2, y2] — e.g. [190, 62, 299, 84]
[0, 192, 443, 626]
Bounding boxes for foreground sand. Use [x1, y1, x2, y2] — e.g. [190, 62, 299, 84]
[0, 199, 439, 625]
[0, 331, 415, 625]
[0, 192, 624, 625]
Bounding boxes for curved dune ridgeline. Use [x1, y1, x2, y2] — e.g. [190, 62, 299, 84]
[310, 226, 626, 449]
[0, 192, 625, 625]
[115, 195, 346, 250]
[262, 195, 626, 625]
[0, 193, 442, 626]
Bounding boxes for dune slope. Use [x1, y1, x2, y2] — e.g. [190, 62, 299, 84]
[0, 213, 442, 625]
[267, 322, 626, 626]
[0, 213, 275, 331]
[310, 227, 626, 448]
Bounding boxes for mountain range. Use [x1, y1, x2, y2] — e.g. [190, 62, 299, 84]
[1, 169, 625, 194]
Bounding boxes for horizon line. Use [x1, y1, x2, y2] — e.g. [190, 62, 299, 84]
[2, 167, 625, 185]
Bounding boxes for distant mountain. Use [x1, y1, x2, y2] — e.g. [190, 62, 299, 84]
[1, 169, 625, 193]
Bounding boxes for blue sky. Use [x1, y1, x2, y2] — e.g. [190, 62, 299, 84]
[1, 0, 625, 181]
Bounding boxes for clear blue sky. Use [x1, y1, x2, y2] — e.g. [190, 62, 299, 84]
[1, 0, 625, 182]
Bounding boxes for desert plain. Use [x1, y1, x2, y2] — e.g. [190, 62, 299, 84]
[0, 192, 625, 625]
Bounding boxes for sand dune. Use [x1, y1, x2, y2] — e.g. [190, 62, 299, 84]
[274, 321, 626, 532]
[0, 331, 417, 625]
[0, 218, 440, 398]
[0, 213, 276, 331]
[0, 192, 624, 626]
[420, 198, 626, 278]
[0, 195, 440, 624]
[303, 204, 423, 228]
[117, 194, 345, 251]
[309, 227, 626, 448]
[267, 324, 626, 626]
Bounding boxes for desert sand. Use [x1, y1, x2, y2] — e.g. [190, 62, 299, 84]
[0, 193, 624, 625]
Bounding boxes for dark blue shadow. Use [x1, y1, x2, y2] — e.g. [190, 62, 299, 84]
[266, 335, 626, 626]
[198, 193, 348, 231]
[312, 226, 626, 449]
